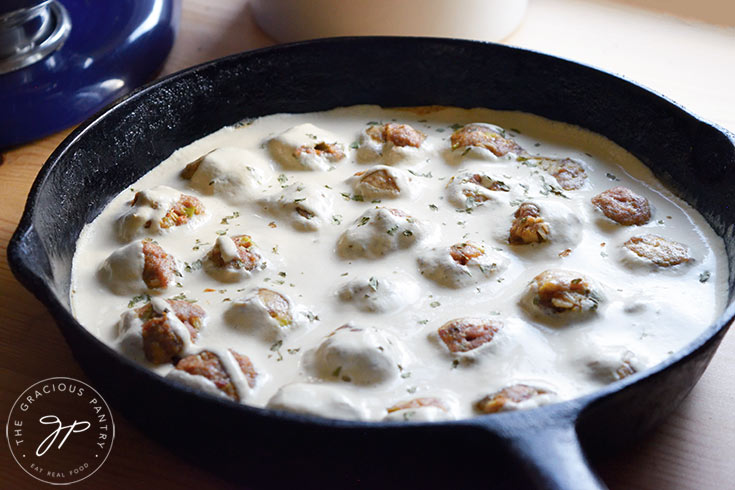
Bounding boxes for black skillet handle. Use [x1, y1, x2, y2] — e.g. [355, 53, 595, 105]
[472, 405, 607, 490]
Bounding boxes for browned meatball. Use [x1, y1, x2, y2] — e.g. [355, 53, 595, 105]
[614, 360, 637, 380]
[531, 270, 598, 313]
[438, 318, 502, 353]
[509, 203, 550, 245]
[295, 141, 345, 162]
[207, 235, 262, 271]
[257, 288, 292, 326]
[175, 349, 257, 400]
[449, 243, 484, 266]
[450, 124, 524, 157]
[591, 186, 650, 226]
[543, 158, 587, 190]
[387, 397, 447, 413]
[137, 300, 205, 364]
[464, 173, 510, 192]
[180, 153, 207, 180]
[476, 384, 552, 414]
[141, 240, 177, 289]
[354, 168, 400, 194]
[624, 234, 691, 266]
[367, 122, 426, 148]
[157, 194, 205, 229]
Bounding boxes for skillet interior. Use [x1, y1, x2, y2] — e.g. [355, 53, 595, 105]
[9, 37, 735, 489]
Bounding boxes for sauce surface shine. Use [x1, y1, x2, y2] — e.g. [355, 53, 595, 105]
[71, 105, 728, 422]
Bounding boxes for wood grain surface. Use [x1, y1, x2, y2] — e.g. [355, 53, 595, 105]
[1, 1, 734, 488]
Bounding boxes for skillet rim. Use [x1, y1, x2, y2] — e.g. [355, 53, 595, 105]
[8, 35, 735, 432]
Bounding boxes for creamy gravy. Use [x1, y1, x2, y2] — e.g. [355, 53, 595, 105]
[71, 105, 728, 422]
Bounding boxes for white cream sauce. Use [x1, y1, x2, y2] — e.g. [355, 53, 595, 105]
[70, 105, 728, 422]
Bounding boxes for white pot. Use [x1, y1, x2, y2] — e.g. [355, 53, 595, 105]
[250, 0, 528, 43]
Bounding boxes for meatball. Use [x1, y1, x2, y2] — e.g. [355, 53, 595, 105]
[98, 240, 177, 295]
[266, 383, 365, 420]
[446, 170, 510, 209]
[521, 270, 604, 319]
[509, 203, 550, 245]
[337, 276, 420, 313]
[117, 186, 206, 241]
[256, 288, 292, 325]
[173, 349, 257, 401]
[358, 122, 427, 164]
[136, 298, 205, 364]
[450, 123, 524, 157]
[386, 397, 447, 413]
[438, 318, 502, 353]
[158, 194, 204, 229]
[310, 324, 406, 385]
[367, 122, 426, 148]
[142, 240, 177, 289]
[623, 234, 691, 267]
[259, 183, 332, 231]
[475, 384, 555, 414]
[418, 242, 507, 288]
[268, 123, 345, 171]
[337, 207, 433, 259]
[225, 288, 297, 342]
[502, 200, 584, 253]
[578, 347, 644, 383]
[591, 186, 651, 225]
[297, 141, 343, 160]
[204, 235, 266, 282]
[348, 165, 412, 200]
[383, 397, 451, 422]
[539, 157, 587, 190]
[180, 147, 272, 203]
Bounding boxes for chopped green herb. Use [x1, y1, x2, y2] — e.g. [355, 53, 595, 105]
[359, 216, 371, 226]
[699, 271, 711, 283]
[402, 230, 413, 237]
[171, 293, 196, 303]
[408, 169, 433, 178]
[184, 260, 203, 273]
[429, 204, 439, 211]
[332, 214, 343, 225]
[368, 276, 379, 291]
[332, 366, 342, 377]
[451, 359, 459, 369]
[386, 225, 399, 235]
[128, 293, 150, 308]
[430, 301, 441, 308]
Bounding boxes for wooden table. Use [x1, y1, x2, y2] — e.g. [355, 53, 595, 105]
[2, 1, 734, 488]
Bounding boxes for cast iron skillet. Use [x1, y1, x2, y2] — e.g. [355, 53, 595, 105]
[8, 37, 735, 489]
